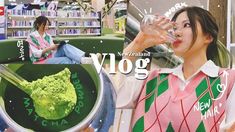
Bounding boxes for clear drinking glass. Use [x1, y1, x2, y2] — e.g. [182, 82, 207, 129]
[140, 15, 176, 45]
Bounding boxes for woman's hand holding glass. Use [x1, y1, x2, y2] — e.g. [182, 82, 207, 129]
[132, 15, 175, 52]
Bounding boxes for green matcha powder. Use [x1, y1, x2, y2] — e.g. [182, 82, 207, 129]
[20, 68, 77, 120]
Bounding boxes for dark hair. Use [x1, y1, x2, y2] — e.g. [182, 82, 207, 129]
[33, 16, 50, 31]
[171, 6, 232, 68]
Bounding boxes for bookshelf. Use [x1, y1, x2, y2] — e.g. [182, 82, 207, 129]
[56, 10, 101, 37]
[6, 9, 101, 39]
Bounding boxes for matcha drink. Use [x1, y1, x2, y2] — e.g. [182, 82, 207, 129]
[20, 68, 77, 120]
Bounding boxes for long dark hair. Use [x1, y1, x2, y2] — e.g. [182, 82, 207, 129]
[33, 16, 50, 31]
[171, 6, 232, 68]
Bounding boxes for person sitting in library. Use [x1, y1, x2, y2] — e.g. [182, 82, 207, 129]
[26, 16, 91, 64]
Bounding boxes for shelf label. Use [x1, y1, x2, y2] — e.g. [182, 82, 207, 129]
[0, 6, 4, 16]
[0, 6, 5, 39]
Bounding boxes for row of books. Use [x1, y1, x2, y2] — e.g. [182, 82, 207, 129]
[8, 30, 57, 38]
[8, 9, 57, 17]
[59, 29, 100, 34]
[58, 21, 100, 27]
[8, 9, 99, 18]
[59, 11, 99, 18]
[8, 20, 56, 27]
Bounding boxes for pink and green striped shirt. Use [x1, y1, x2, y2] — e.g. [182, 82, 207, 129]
[26, 31, 54, 64]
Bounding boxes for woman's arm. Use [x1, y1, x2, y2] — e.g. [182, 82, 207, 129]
[116, 73, 145, 108]
[123, 31, 168, 62]
[123, 16, 174, 62]
[227, 122, 235, 132]
[220, 79, 235, 131]
[28, 42, 58, 58]
[41, 33, 59, 54]
[41, 44, 58, 55]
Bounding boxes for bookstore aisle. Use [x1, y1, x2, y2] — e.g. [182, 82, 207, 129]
[0, 0, 127, 63]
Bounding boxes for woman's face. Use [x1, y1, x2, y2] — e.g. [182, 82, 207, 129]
[172, 11, 209, 58]
[38, 21, 49, 32]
